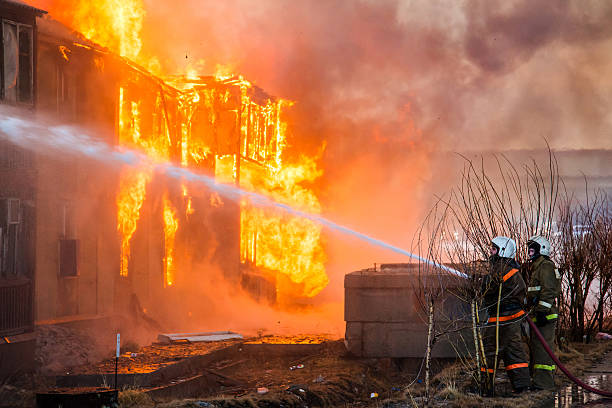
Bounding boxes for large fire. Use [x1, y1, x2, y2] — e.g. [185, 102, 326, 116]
[240, 155, 327, 298]
[116, 170, 149, 277]
[162, 194, 179, 287]
[30, 0, 328, 299]
[39, 0, 144, 62]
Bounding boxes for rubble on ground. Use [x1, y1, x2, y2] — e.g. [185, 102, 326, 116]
[35, 325, 110, 375]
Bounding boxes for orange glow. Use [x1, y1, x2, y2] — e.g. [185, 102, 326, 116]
[163, 194, 178, 287]
[116, 85, 171, 279]
[229, 78, 326, 298]
[116, 170, 150, 277]
[58, 45, 71, 61]
[214, 64, 238, 82]
[117, 87, 151, 277]
[37, 1, 329, 300]
[240, 155, 327, 298]
[182, 185, 194, 216]
[47, 0, 144, 61]
[210, 192, 223, 208]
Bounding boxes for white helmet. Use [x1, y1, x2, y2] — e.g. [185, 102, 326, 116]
[491, 236, 516, 259]
[528, 235, 551, 257]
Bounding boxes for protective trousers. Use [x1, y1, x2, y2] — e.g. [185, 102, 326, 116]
[481, 319, 530, 392]
[530, 320, 557, 389]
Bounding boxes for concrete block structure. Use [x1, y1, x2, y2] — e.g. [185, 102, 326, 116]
[344, 263, 474, 359]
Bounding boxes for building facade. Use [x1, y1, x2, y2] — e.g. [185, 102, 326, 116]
[0, 1, 295, 372]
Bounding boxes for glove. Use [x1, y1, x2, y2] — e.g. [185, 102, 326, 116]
[535, 311, 548, 327]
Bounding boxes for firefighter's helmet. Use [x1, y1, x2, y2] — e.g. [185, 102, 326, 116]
[491, 236, 516, 259]
[528, 235, 551, 257]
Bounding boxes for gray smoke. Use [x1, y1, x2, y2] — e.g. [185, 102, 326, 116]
[137, 1, 612, 292]
[25, 0, 612, 296]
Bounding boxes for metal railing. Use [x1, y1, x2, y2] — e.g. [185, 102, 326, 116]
[0, 278, 33, 336]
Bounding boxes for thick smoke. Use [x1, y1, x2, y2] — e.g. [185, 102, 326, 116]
[24, 0, 612, 310]
[130, 0, 612, 148]
[139, 0, 612, 292]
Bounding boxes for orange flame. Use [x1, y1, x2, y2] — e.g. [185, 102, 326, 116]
[47, 0, 144, 61]
[116, 85, 172, 279]
[117, 170, 150, 277]
[240, 155, 327, 298]
[182, 185, 194, 216]
[163, 194, 178, 287]
[58, 45, 71, 61]
[38, 1, 329, 299]
[117, 87, 151, 277]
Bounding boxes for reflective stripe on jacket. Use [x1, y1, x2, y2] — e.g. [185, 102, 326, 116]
[527, 255, 560, 316]
[482, 257, 526, 322]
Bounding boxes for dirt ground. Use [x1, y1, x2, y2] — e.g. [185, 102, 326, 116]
[119, 338, 612, 408]
[2, 326, 612, 408]
[121, 340, 414, 408]
[74, 340, 242, 375]
[35, 324, 113, 375]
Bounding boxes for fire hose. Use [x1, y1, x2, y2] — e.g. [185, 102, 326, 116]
[527, 317, 612, 398]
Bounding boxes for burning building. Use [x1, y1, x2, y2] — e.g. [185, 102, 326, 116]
[0, 0, 45, 374]
[0, 0, 326, 373]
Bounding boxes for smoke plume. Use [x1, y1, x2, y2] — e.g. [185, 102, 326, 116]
[25, 0, 612, 305]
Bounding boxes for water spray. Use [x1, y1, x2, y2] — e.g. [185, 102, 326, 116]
[0, 110, 466, 278]
[4, 111, 611, 398]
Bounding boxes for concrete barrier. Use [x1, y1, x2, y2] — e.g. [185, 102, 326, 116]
[345, 263, 474, 358]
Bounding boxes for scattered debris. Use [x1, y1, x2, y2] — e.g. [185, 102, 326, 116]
[245, 334, 331, 344]
[21, 336, 612, 407]
[212, 359, 247, 370]
[595, 332, 612, 340]
[286, 385, 307, 396]
[35, 325, 109, 374]
[202, 368, 245, 387]
[157, 331, 243, 344]
[69, 340, 239, 375]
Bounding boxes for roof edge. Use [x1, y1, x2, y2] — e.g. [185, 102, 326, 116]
[1, 0, 47, 16]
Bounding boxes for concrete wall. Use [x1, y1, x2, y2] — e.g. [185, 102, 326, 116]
[344, 264, 473, 358]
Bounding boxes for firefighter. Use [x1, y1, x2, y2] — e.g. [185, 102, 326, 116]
[526, 235, 560, 390]
[480, 236, 530, 395]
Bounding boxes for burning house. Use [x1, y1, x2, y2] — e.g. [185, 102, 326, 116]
[0, 0, 45, 374]
[0, 0, 326, 373]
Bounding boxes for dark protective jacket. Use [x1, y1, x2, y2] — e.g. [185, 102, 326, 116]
[527, 255, 561, 321]
[479, 256, 530, 391]
[482, 256, 527, 322]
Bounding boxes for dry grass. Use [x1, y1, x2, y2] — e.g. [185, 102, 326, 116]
[556, 340, 612, 380]
[157, 400, 219, 408]
[119, 388, 154, 408]
[156, 396, 293, 408]
[0, 384, 34, 408]
[110, 339, 612, 408]
[417, 339, 612, 407]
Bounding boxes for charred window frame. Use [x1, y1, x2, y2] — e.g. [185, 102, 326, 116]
[1, 19, 33, 105]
